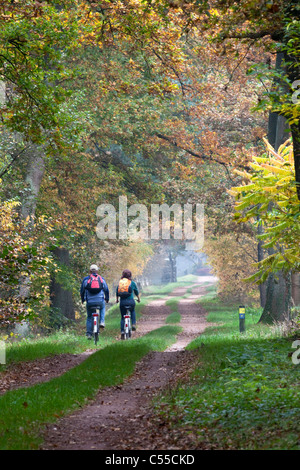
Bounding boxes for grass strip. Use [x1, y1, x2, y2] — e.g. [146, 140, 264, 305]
[1, 276, 197, 369]
[165, 312, 181, 324]
[0, 298, 149, 369]
[142, 274, 199, 296]
[0, 324, 181, 450]
[155, 298, 300, 450]
[165, 298, 181, 324]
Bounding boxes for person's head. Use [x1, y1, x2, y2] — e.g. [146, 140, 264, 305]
[121, 269, 132, 280]
[90, 264, 98, 274]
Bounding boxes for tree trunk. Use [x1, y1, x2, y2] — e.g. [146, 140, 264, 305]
[259, 52, 292, 323]
[283, 1, 300, 202]
[20, 147, 76, 322]
[259, 271, 292, 323]
[291, 272, 300, 306]
[257, 216, 266, 308]
[17, 146, 46, 301]
[21, 146, 45, 222]
[50, 247, 75, 323]
[290, 123, 300, 202]
[169, 251, 177, 283]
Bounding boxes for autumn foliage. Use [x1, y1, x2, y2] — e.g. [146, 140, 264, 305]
[229, 139, 300, 283]
[0, 201, 55, 325]
[0, 1, 299, 326]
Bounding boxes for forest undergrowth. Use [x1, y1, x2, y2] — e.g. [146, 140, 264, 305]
[153, 287, 300, 450]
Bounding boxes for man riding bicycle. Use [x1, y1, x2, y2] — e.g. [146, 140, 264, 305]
[80, 264, 109, 340]
[116, 269, 140, 340]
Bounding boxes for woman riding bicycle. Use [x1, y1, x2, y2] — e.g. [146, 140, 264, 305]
[116, 269, 140, 340]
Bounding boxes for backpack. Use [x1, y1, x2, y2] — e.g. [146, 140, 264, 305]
[86, 274, 103, 294]
[117, 278, 132, 298]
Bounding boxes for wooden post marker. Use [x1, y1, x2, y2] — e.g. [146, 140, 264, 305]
[239, 305, 246, 333]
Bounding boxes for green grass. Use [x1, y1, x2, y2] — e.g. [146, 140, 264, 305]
[165, 298, 180, 310]
[165, 312, 181, 324]
[192, 297, 267, 341]
[142, 274, 199, 296]
[155, 296, 300, 450]
[177, 274, 199, 283]
[0, 298, 149, 371]
[165, 298, 181, 324]
[0, 324, 181, 450]
[1, 330, 93, 369]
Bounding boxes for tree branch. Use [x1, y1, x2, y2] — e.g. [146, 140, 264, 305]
[219, 29, 283, 42]
[154, 132, 250, 176]
[0, 145, 30, 178]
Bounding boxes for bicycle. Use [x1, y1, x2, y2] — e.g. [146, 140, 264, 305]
[92, 307, 100, 345]
[123, 307, 132, 340]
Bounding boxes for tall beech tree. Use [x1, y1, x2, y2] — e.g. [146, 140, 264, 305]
[175, 0, 300, 320]
[0, 0, 187, 325]
[177, 0, 300, 199]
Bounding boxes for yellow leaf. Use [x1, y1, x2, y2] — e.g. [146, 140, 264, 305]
[260, 164, 291, 176]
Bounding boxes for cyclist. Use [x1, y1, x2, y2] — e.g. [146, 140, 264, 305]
[116, 269, 140, 340]
[80, 264, 109, 340]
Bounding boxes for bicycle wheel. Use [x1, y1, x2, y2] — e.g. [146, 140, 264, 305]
[125, 325, 131, 339]
[124, 309, 131, 340]
[92, 309, 100, 346]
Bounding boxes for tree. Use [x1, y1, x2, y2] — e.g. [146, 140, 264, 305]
[0, 1, 87, 148]
[0, 0, 187, 326]
[0, 200, 55, 326]
[229, 138, 299, 322]
[170, 0, 300, 320]
[204, 232, 260, 304]
[180, 0, 300, 200]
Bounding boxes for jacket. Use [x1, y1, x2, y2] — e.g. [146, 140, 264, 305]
[80, 274, 109, 305]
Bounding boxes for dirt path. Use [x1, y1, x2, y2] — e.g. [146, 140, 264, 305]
[41, 277, 216, 450]
[0, 351, 94, 395]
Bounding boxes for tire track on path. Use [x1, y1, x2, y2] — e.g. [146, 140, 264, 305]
[0, 283, 192, 395]
[41, 277, 217, 450]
